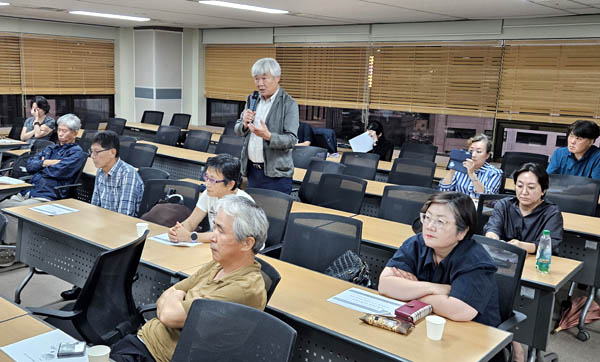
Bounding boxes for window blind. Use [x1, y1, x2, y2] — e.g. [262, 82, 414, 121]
[0, 34, 22, 94]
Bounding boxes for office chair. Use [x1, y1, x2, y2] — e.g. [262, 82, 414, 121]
[546, 174, 600, 216]
[292, 145, 327, 169]
[215, 135, 244, 158]
[105, 118, 127, 136]
[399, 143, 438, 162]
[140, 110, 164, 125]
[475, 194, 512, 236]
[170, 113, 191, 130]
[138, 179, 203, 216]
[171, 299, 296, 362]
[256, 258, 281, 303]
[340, 152, 379, 180]
[183, 130, 212, 152]
[124, 143, 157, 168]
[154, 125, 181, 146]
[78, 130, 97, 153]
[298, 159, 346, 204]
[222, 119, 237, 136]
[315, 173, 366, 214]
[31, 139, 54, 154]
[388, 158, 436, 187]
[501, 152, 549, 179]
[137, 167, 170, 184]
[8, 117, 26, 140]
[379, 185, 438, 225]
[246, 188, 293, 257]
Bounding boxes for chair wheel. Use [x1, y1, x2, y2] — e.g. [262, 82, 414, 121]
[576, 330, 590, 342]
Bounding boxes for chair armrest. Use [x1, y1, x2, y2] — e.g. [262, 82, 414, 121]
[260, 243, 282, 255]
[0, 167, 12, 173]
[497, 310, 527, 332]
[28, 306, 82, 320]
[53, 183, 82, 199]
[18, 175, 33, 181]
[137, 303, 157, 315]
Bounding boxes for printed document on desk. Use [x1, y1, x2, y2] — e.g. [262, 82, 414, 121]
[0, 176, 25, 185]
[328, 287, 404, 315]
[150, 233, 201, 247]
[30, 204, 79, 216]
[1, 329, 87, 362]
[349, 132, 374, 153]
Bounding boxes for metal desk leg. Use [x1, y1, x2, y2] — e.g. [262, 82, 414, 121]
[576, 286, 596, 341]
[14, 266, 35, 304]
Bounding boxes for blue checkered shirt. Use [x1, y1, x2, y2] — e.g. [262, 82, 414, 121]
[92, 158, 144, 216]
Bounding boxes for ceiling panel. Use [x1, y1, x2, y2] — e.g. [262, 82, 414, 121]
[0, 0, 598, 28]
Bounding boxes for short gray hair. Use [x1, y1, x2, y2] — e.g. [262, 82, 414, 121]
[216, 195, 269, 254]
[57, 113, 81, 132]
[251, 57, 281, 78]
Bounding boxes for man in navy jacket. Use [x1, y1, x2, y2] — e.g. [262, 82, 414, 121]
[0, 113, 86, 266]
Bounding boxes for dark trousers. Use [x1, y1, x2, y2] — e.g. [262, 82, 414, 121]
[110, 334, 156, 362]
[247, 163, 293, 195]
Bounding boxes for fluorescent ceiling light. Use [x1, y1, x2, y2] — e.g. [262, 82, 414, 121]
[69, 10, 150, 22]
[0, 2, 11, 6]
[198, 1, 288, 14]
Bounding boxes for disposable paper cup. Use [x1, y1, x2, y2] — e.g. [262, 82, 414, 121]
[136, 223, 149, 237]
[88, 345, 111, 362]
[426, 315, 446, 341]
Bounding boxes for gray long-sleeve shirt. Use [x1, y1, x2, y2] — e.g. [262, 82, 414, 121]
[483, 197, 563, 254]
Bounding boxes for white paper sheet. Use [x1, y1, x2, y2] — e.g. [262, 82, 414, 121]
[150, 233, 201, 247]
[0, 329, 88, 362]
[29, 204, 79, 216]
[0, 139, 21, 144]
[0, 176, 25, 185]
[349, 132, 374, 153]
[327, 287, 404, 315]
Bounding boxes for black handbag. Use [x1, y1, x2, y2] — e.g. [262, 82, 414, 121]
[325, 250, 372, 287]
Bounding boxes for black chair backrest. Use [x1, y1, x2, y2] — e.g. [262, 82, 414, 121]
[11, 153, 31, 179]
[82, 119, 100, 131]
[472, 235, 526, 323]
[246, 188, 293, 249]
[215, 135, 244, 158]
[138, 179, 203, 216]
[501, 152, 549, 179]
[171, 299, 296, 362]
[8, 117, 26, 140]
[137, 167, 170, 184]
[222, 119, 237, 136]
[71, 231, 148, 345]
[315, 173, 366, 214]
[256, 258, 281, 303]
[475, 193, 513, 235]
[119, 136, 137, 163]
[124, 143, 157, 168]
[292, 146, 327, 169]
[545, 174, 600, 216]
[170, 113, 191, 129]
[298, 159, 346, 204]
[399, 143, 438, 162]
[184, 130, 212, 152]
[154, 125, 181, 146]
[340, 152, 380, 180]
[141, 110, 164, 125]
[388, 158, 436, 188]
[105, 118, 127, 135]
[379, 185, 438, 224]
[31, 139, 54, 154]
[78, 130, 97, 153]
[280, 212, 362, 273]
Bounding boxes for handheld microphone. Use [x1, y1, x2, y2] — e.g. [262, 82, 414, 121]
[249, 91, 260, 112]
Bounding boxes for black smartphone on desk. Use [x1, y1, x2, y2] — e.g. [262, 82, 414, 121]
[447, 149, 471, 174]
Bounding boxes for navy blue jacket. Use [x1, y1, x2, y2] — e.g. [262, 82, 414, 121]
[26, 143, 86, 200]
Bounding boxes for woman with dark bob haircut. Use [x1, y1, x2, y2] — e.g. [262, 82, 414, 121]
[20, 96, 56, 145]
[366, 121, 394, 161]
[484, 162, 563, 255]
[379, 192, 501, 327]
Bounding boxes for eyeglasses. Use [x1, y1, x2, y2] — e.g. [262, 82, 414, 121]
[88, 148, 110, 157]
[202, 172, 226, 185]
[419, 213, 455, 229]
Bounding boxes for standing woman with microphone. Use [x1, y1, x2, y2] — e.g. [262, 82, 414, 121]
[234, 58, 299, 194]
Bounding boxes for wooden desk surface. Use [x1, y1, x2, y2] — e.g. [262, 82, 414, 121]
[4, 199, 165, 250]
[211, 133, 221, 143]
[0, 182, 33, 192]
[0, 315, 54, 361]
[562, 212, 600, 237]
[0, 298, 28, 323]
[521, 254, 582, 291]
[126, 121, 160, 132]
[0, 139, 27, 148]
[232, 256, 509, 362]
[4, 149, 29, 157]
[291, 201, 355, 218]
[138, 140, 212, 163]
[324, 153, 393, 172]
[352, 214, 414, 249]
[188, 125, 224, 134]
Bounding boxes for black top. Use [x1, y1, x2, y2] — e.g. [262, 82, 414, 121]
[297, 122, 313, 144]
[369, 137, 393, 161]
[386, 233, 501, 327]
[483, 197, 563, 254]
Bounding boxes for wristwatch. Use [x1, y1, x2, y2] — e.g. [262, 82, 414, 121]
[190, 231, 198, 243]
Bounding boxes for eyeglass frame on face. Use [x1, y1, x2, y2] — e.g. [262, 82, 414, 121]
[202, 171, 227, 185]
[419, 212, 455, 229]
[88, 148, 111, 157]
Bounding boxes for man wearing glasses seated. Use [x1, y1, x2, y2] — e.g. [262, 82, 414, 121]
[168, 153, 253, 244]
[90, 131, 144, 217]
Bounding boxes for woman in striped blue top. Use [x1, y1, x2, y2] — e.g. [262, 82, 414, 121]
[439, 134, 503, 198]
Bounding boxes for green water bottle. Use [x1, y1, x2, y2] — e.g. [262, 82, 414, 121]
[536, 230, 552, 274]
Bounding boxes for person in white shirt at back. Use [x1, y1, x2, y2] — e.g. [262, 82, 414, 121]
[168, 153, 253, 243]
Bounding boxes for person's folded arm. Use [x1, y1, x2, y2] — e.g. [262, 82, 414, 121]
[378, 267, 449, 301]
[41, 149, 86, 180]
[419, 294, 478, 322]
[156, 287, 187, 329]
